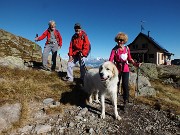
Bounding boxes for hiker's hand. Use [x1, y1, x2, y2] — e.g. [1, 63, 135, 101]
[35, 37, 38, 42]
[58, 46, 61, 50]
[68, 56, 73, 62]
[136, 63, 142, 67]
[79, 51, 83, 57]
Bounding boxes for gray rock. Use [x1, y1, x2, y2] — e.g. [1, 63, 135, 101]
[136, 86, 156, 96]
[0, 56, 27, 70]
[0, 103, 21, 132]
[43, 98, 54, 105]
[35, 124, 51, 134]
[0, 29, 42, 62]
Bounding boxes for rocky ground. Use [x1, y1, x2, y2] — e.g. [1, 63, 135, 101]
[0, 57, 179, 135]
[4, 87, 180, 135]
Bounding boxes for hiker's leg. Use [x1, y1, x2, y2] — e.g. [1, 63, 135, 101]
[118, 73, 122, 94]
[42, 45, 51, 67]
[122, 72, 129, 102]
[67, 56, 78, 81]
[51, 44, 58, 71]
[79, 57, 86, 80]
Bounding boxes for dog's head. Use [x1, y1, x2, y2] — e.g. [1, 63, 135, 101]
[99, 61, 118, 82]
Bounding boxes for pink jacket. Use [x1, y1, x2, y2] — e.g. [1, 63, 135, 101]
[109, 46, 132, 73]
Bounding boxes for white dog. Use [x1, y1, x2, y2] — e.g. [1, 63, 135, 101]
[84, 61, 121, 120]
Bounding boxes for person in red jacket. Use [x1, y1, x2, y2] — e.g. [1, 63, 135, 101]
[62, 23, 90, 82]
[35, 20, 62, 71]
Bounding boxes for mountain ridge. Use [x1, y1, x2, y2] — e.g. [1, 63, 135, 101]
[0, 29, 42, 62]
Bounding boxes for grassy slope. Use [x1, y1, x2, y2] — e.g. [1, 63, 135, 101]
[0, 66, 179, 127]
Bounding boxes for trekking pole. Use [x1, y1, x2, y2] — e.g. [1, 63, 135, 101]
[31, 34, 38, 61]
[136, 67, 140, 96]
[59, 54, 63, 72]
[135, 54, 140, 97]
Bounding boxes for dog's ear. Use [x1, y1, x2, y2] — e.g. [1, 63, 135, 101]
[99, 65, 102, 73]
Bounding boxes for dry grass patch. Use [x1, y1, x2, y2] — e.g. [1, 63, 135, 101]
[133, 80, 180, 115]
[0, 66, 71, 127]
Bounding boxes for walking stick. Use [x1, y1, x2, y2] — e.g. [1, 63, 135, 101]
[31, 34, 38, 61]
[59, 54, 63, 72]
[135, 54, 140, 97]
[135, 67, 140, 96]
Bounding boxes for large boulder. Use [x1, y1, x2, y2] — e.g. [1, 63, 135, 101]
[0, 29, 42, 62]
[0, 56, 27, 70]
[0, 103, 21, 133]
[129, 72, 156, 96]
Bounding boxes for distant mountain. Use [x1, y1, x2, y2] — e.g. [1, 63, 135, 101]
[0, 29, 42, 62]
[85, 57, 107, 67]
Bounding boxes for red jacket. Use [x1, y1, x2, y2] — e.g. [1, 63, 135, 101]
[68, 30, 90, 57]
[37, 29, 62, 46]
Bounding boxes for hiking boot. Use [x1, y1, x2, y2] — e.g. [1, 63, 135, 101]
[51, 68, 56, 72]
[122, 100, 129, 112]
[41, 66, 51, 71]
[127, 98, 134, 104]
[62, 77, 73, 82]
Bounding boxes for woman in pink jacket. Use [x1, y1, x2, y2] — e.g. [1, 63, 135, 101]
[109, 32, 140, 109]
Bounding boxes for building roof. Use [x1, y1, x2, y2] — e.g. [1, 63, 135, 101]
[128, 32, 174, 56]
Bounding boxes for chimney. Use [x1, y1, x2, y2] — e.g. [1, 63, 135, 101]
[148, 31, 150, 37]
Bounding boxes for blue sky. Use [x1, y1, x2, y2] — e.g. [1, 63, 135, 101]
[0, 0, 180, 59]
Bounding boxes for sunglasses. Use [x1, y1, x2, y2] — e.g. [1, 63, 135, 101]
[75, 29, 81, 32]
[117, 39, 124, 42]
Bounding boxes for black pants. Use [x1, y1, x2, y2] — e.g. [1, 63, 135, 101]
[118, 72, 129, 101]
[51, 51, 57, 70]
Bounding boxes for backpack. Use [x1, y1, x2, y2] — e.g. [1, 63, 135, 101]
[114, 46, 129, 72]
[81, 34, 91, 57]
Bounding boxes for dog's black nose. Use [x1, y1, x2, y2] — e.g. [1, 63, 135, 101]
[99, 72, 104, 77]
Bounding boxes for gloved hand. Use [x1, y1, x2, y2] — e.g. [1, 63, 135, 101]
[35, 37, 38, 42]
[68, 56, 73, 62]
[134, 62, 142, 67]
[58, 46, 61, 50]
[78, 51, 83, 58]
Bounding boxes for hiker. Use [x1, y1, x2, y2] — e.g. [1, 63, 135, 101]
[62, 23, 91, 82]
[35, 20, 62, 71]
[109, 32, 141, 107]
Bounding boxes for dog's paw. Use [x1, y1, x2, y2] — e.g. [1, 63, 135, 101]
[100, 113, 105, 119]
[116, 115, 122, 121]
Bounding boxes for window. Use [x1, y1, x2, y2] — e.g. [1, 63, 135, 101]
[133, 45, 135, 49]
[149, 54, 154, 58]
[142, 43, 147, 48]
[135, 44, 138, 49]
[133, 44, 138, 49]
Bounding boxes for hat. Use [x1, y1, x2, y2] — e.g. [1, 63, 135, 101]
[74, 23, 81, 29]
